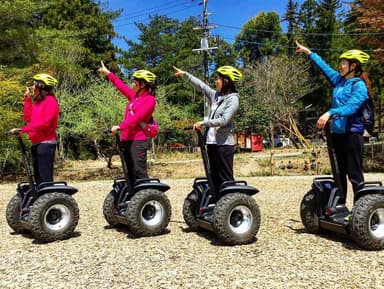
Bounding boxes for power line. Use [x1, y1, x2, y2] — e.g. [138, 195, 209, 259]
[114, 0, 193, 23]
[215, 35, 379, 53]
[113, 4, 197, 28]
[213, 22, 384, 37]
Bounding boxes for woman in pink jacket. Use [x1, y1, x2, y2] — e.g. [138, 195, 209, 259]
[10, 73, 60, 184]
[98, 62, 156, 188]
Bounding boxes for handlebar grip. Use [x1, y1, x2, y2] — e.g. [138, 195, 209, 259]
[8, 129, 21, 135]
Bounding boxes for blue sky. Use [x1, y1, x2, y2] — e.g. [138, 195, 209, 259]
[105, 0, 299, 51]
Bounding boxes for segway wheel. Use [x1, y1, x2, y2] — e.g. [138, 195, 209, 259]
[300, 189, 321, 233]
[6, 194, 28, 233]
[102, 190, 121, 227]
[213, 193, 261, 245]
[182, 191, 199, 230]
[350, 194, 384, 250]
[126, 189, 171, 236]
[29, 192, 79, 242]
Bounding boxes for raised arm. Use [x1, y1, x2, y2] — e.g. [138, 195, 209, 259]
[98, 61, 135, 101]
[173, 66, 217, 103]
[296, 41, 341, 87]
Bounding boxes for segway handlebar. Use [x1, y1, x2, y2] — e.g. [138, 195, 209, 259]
[184, 126, 204, 145]
[103, 128, 121, 134]
[7, 129, 22, 136]
[6, 129, 35, 186]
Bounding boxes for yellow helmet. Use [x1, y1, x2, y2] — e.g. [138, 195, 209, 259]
[132, 70, 156, 83]
[339, 50, 370, 64]
[33, 73, 58, 87]
[216, 66, 243, 82]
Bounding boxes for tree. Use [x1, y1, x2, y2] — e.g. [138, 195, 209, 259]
[239, 56, 317, 147]
[0, 67, 26, 174]
[57, 75, 126, 161]
[32, 0, 119, 75]
[234, 12, 286, 64]
[0, 0, 37, 67]
[347, 0, 384, 132]
[349, 0, 384, 61]
[316, 0, 342, 59]
[283, 0, 299, 56]
[297, 0, 319, 47]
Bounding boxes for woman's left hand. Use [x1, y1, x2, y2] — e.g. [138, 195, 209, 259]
[193, 121, 203, 131]
[316, 112, 331, 129]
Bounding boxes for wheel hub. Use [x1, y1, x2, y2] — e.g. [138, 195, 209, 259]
[228, 205, 253, 234]
[141, 200, 164, 227]
[44, 204, 71, 231]
[369, 208, 384, 239]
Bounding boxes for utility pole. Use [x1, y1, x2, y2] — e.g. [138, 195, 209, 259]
[193, 0, 217, 119]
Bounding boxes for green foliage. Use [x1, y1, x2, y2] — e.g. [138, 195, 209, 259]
[0, 1, 383, 165]
[30, 28, 90, 90]
[57, 76, 126, 159]
[238, 56, 317, 135]
[0, 68, 25, 131]
[0, 0, 37, 67]
[234, 12, 286, 64]
[33, 0, 119, 73]
[153, 86, 199, 146]
[0, 67, 29, 174]
[283, 0, 300, 56]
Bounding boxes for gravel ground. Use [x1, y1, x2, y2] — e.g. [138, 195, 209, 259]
[1, 174, 384, 289]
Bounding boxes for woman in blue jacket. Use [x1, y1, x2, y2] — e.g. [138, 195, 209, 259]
[296, 41, 373, 203]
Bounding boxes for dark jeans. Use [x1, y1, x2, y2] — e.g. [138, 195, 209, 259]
[120, 140, 148, 188]
[31, 142, 56, 184]
[332, 133, 364, 203]
[206, 144, 234, 193]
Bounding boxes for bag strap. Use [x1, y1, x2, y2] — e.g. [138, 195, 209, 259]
[209, 97, 225, 120]
[128, 104, 154, 130]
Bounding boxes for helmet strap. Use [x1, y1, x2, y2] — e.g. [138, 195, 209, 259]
[343, 69, 354, 78]
[342, 61, 357, 78]
[34, 90, 46, 101]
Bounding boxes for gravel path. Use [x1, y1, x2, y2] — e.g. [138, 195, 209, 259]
[1, 174, 384, 289]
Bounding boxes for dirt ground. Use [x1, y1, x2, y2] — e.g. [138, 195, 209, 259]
[48, 148, 330, 182]
[1, 150, 384, 289]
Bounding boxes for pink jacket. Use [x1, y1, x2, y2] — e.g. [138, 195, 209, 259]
[107, 72, 156, 141]
[21, 95, 59, 144]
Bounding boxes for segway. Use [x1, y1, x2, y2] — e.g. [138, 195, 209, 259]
[182, 127, 261, 245]
[6, 131, 79, 242]
[300, 121, 384, 250]
[102, 131, 171, 236]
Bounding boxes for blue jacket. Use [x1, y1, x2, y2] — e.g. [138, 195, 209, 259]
[309, 52, 368, 134]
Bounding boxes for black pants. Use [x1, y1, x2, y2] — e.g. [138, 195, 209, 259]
[207, 144, 234, 192]
[31, 142, 56, 184]
[120, 140, 148, 188]
[332, 133, 364, 203]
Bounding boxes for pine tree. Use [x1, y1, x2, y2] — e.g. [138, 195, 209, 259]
[283, 0, 299, 56]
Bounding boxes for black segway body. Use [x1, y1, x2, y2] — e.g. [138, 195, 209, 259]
[102, 132, 171, 237]
[300, 122, 384, 250]
[182, 127, 261, 245]
[6, 134, 79, 242]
